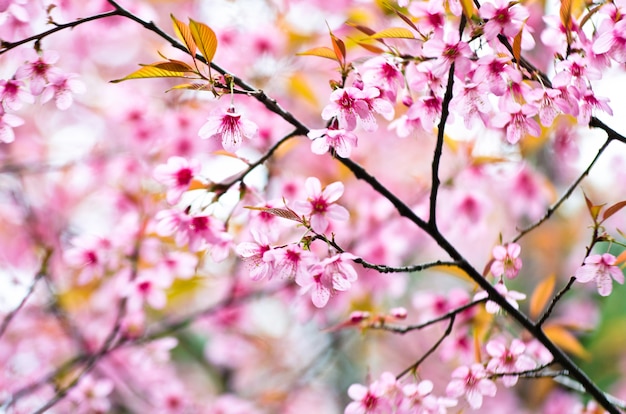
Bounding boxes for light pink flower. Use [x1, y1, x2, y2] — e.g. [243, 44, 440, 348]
[474, 282, 526, 314]
[69, 376, 114, 414]
[235, 229, 275, 281]
[592, 19, 626, 63]
[308, 127, 358, 158]
[292, 177, 349, 234]
[491, 100, 541, 144]
[361, 56, 403, 101]
[39, 70, 85, 110]
[0, 107, 24, 143]
[446, 363, 497, 410]
[296, 262, 332, 308]
[486, 338, 536, 387]
[345, 372, 397, 414]
[575, 253, 624, 296]
[265, 244, 315, 280]
[198, 105, 258, 152]
[155, 209, 230, 254]
[479, 0, 529, 40]
[322, 86, 393, 132]
[15, 49, 59, 96]
[64, 235, 114, 285]
[401, 379, 458, 413]
[153, 156, 201, 204]
[126, 269, 172, 310]
[490, 243, 523, 279]
[422, 29, 472, 77]
[0, 78, 33, 110]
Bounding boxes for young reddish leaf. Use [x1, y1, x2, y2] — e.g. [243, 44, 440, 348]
[347, 22, 377, 37]
[512, 26, 523, 64]
[245, 206, 303, 223]
[369, 27, 415, 40]
[543, 324, 590, 359]
[529, 274, 556, 320]
[583, 192, 604, 222]
[189, 19, 218, 63]
[296, 46, 339, 62]
[560, 0, 573, 46]
[602, 200, 626, 222]
[395, 10, 419, 33]
[171, 14, 196, 58]
[330, 32, 346, 64]
[110, 61, 194, 83]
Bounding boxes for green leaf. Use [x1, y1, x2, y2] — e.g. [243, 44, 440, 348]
[171, 14, 196, 58]
[369, 27, 415, 40]
[110, 61, 194, 83]
[189, 19, 218, 63]
[296, 46, 339, 61]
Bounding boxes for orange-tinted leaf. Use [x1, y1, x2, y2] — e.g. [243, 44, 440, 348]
[296, 46, 339, 61]
[430, 264, 476, 285]
[288, 74, 318, 106]
[530, 274, 556, 320]
[189, 19, 218, 63]
[171, 14, 196, 58]
[615, 249, 626, 266]
[110, 61, 194, 83]
[355, 41, 386, 54]
[330, 32, 346, 64]
[544, 324, 590, 359]
[395, 10, 419, 32]
[369, 27, 415, 39]
[512, 27, 523, 64]
[245, 206, 303, 223]
[602, 200, 626, 222]
[460, 0, 477, 20]
[583, 192, 604, 222]
[188, 178, 208, 191]
[560, 0, 572, 30]
[347, 22, 377, 36]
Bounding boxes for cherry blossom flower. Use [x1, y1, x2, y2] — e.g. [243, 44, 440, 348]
[0, 107, 24, 143]
[322, 86, 394, 132]
[490, 243, 522, 279]
[68, 376, 114, 414]
[360, 56, 404, 101]
[265, 244, 315, 280]
[593, 19, 626, 63]
[575, 253, 624, 296]
[451, 81, 492, 128]
[155, 251, 198, 280]
[39, 70, 85, 110]
[422, 29, 472, 77]
[405, 94, 442, 130]
[320, 252, 359, 292]
[401, 379, 458, 414]
[155, 208, 231, 255]
[408, 0, 446, 36]
[64, 235, 114, 285]
[292, 177, 350, 234]
[296, 262, 332, 308]
[308, 126, 358, 158]
[474, 282, 527, 314]
[0, 78, 33, 110]
[198, 105, 258, 152]
[491, 100, 540, 144]
[345, 372, 397, 414]
[15, 49, 59, 95]
[479, 0, 529, 41]
[153, 156, 201, 204]
[578, 89, 613, 124]
[486, 338, 536, 387]
[235, 229, 275, 281]
[126, 269, 172, 310]
[526, 87, 569, 127]
[446, 363, 497, 410]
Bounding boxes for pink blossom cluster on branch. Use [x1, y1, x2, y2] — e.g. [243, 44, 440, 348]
[0, 0, 626, 413]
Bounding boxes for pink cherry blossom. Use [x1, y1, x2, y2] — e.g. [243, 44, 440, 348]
[491, 100, 541, 144]
[64, 235, 115, 285]
[401, 379, 458, 414]
[155, 208, 231, 255]
[295, 253, 357, 308]
[68, 376, 114, 414]
[360, 56, 404, 101]
[479, 0, 530, 41]
[265, 244, 315, 280]
[308, 126, 358, 158]
[446, 363, 497, 410]
[422, 29, 472, 77]
[235, 229, 275, 281]
[474, 282, 526, 314]
[490, 243, 523, 279]
[0, 78, 33, 110]
[345, 372, 397, 414]
[198, 105, 258, 152]
[125, 269, 172, 310]
[292, 177, 350, 234]
[39, 70, 85, 110]
[153, 156, 201, 204]
[15, 49, 59, 96]
[0, 107, 24, 143]
[593, 19, 626, 63]
[486, 338, 536, 387]
[575, 253, 624, 296]
[322, 86, 393, 132]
